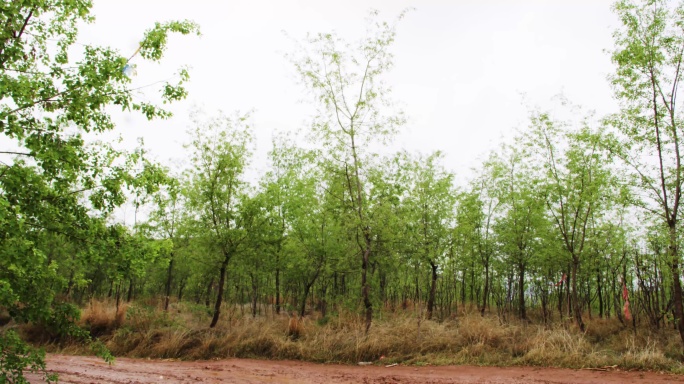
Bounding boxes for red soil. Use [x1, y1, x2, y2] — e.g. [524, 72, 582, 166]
[25, 354, 684, 384]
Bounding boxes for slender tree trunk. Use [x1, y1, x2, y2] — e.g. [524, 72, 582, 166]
[427, 262, 438, 320]
[126, 279, 134, 303]
[586, 278, 593, 319]
[541, 285, 549, 324]
[480, 260, 489, 316]
[567, 266, 573, 319]
[362, 239, 372, 334]
[668, 223, 684, 344]
[597, 267, 604, 319]
[319, 285, 328, 318]
[107, 280, 114, 298]
[469, 263, 475, 306]
[571, 256, 585, 331]
[299, 284, 311, 318]
[275, 266, 281, 315]
[654, 262, 662, 329]
[210, 254, 230, 328]
[164, 254, 174, 311]
[251, 274, 258, 318]
[557, 274, 564, 320]
[613, 271, 624, 324]
[518, 261, 526, 320]
[347, 125, 372, 334]
[461, 268, 466, 307]
[115, 280, 121, 313]
[380, 271, 387, 308]
[177, 278, 185, 302]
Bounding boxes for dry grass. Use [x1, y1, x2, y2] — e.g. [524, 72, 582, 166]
[521, 327, 600, 367]
[32, 300, 684, 373]
[287, 314, 302, 340]
[80, 299, 127, 337]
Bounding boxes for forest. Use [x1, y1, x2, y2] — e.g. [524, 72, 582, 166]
[3, 0, 684, 382]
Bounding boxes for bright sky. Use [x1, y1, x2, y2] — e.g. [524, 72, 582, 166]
[80, 0, 620, 191]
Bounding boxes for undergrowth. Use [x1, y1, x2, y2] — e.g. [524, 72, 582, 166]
[20, 299, 684, 373]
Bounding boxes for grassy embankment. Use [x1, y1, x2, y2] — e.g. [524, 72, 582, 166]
[14, 299, 684, 373]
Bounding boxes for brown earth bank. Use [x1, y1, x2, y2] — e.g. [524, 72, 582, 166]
[24, 354, 684, 384]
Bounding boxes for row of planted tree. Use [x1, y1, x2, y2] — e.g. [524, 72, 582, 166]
[67, 105, 675, 335]
[32, 0, 684, 345]
[4, 3, 684, 382]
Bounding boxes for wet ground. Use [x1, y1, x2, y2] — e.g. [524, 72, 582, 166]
[25, 354, 684, 383]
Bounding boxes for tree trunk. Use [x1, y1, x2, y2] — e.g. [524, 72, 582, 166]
[319, 285, 328, 318]
[115, 280, 121, 314]
[461, 268, 467, 307]
[541, 284, 549, 324]
[126, 278, 134, 303]
[299, 284, 311, 318]
[597, 268, 604, 319]
[210, 254, 229, 328]
[668, 223, 684, 345]
[427, 262, 438, 320]
[480, 261, 489, 316]
[107, 280, 114, 298]
[177, 277, 185, 302]
[362, 239, 372, 334]
[571, 256, 585, 331]
[557, 273, 564, 320]
[613, 271, 624, 324]
[518, 261, 526, 320]
[251, 275, 258, 318]
[164, 254, 174, 311]
[275, 267, 281, 315]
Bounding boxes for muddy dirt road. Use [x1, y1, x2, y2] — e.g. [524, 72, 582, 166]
[25, 354, 684, 384]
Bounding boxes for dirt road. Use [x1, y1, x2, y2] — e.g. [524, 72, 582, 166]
[25, 354, 684, 384]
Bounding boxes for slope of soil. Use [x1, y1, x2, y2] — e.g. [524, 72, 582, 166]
[25, 354, 684, 384]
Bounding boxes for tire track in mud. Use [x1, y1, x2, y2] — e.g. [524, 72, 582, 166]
[24, 354, 684, 384]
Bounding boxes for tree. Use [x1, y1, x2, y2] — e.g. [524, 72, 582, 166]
[454, 186, 497, 315]
[290, 10, 407, 333]
[459, 163, 501, 317]
[258, 136, 316, 315]
[529, 112, 612, 331]
[146, 176, 184, 311]
[0, 2, 198, 381]
[183, 111, 252, 328]
[488, 141, 548, 321]
[608, 0, 684, 345]
[402, 152, 456, 320]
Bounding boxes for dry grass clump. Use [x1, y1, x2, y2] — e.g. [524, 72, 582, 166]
[80, 299, 127, 337]
[287, 314, 302, 340]
[520, 327, 600, 367]
[300, 314, 408, 362]
[583, 317, 623, 343]
[456, 314, 508, 348]
[101, 314, 301, 361]
[620, 335, 672, 370]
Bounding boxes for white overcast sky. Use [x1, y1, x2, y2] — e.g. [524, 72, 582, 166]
[79, 0, 620, 187]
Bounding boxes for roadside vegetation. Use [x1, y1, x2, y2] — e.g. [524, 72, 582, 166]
[15, 299, 684, 373]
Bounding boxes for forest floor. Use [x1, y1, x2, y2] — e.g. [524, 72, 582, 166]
[25, 354, 684, 384]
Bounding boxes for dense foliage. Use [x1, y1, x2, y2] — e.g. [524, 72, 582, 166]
[0, 0, 198, 381]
